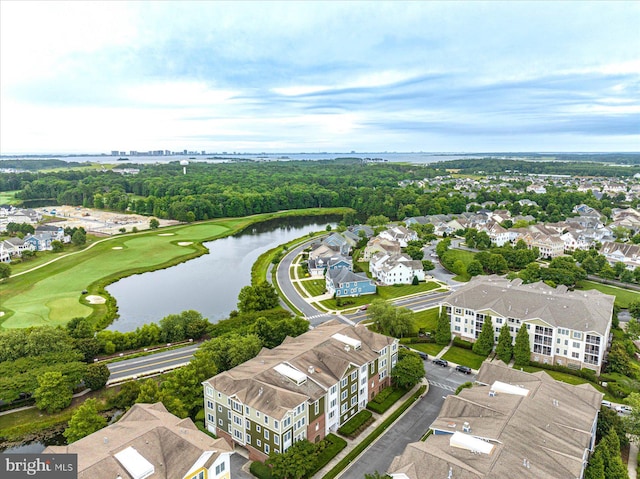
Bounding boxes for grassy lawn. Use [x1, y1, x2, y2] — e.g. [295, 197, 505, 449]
[411, 307, 439, 333]
[402, 342, 445, 357]
[0, 190, 21, 205]
[320, 295, 372, 310]
[301, 279, 327, 297]
[377, 281, 439, 300]
[1, 209, 346, 329]
[576, 280, 640, 308]
[443, 248, 475, 282]
[441, 346, 487, 369]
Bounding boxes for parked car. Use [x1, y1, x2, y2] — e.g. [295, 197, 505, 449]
[615, 405, 632, 415]
[359, 305, 369, 311]
[433, 358, 448, 367]
[455, 365, 472, 374]
[418, 352, 428, 360]
[601, 400, 613, 409]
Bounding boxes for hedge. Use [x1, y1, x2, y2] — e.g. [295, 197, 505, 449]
[453, 336, 473, 350]
[338, 410, 373, 437]
[307, 434, 347, 477]
[367, 387, 409, 414]
[528, 361, 598, 381]
[250, 461, 274, 479]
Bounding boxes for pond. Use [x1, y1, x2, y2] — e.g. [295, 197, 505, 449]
[106, 215, 338, 332]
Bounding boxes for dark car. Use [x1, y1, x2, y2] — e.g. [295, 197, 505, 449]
[418, 352, 428, 360]
[433, 358, 448, 367]
[455, 365, 472, 374]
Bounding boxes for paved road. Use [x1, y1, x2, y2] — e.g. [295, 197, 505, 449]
[343, 359, 475, 478]
[106, 344, 199, 383]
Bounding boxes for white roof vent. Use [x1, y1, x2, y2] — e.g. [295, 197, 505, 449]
[491, 380, 529, 396]
[274, 363, 307, 385]
[114, 446, 154, 479]
[489, 390, 496, 397]
[449, 431, 494, 455]
[332, 333, 361, 350]
[308, 366, 315, 374]
[462, 422, 471, 433]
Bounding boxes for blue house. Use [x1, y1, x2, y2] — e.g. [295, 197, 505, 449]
[308, 254, 352, 277]
[24, 232, 54, 251]
[326, 268, 376, 298]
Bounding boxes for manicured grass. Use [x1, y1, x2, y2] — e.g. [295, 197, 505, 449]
[576, 280, 640, 309]
[441, 346, 487, 369]
[293, 282, 307, 297]
[1, 209, 346, 329]
[443, 248, 475, 282]
[401, 341, 445, 357]
[0, 190, 21, 205]
[320, 295, 373, 310]
[411, 307, 439, 333]
[377, 281, 440, 300]
[301, 279, 327, 297]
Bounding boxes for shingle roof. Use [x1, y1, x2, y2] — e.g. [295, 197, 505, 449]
[388, 361, 602, 479]
[204, 320, 392, 418]
[443, 275, 613, 335]
[45, 403, 231, 479]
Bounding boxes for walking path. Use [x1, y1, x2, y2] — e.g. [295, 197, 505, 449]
[629, 440, 638, 479]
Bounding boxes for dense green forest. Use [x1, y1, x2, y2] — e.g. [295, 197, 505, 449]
[0, 158, 635, 223]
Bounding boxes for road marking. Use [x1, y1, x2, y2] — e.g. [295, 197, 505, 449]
[427, 380, 455, 392]
[108, 353, 195, 375]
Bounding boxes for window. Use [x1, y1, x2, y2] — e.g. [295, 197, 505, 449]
[351, 396, 357, 406]
[274, 435, 280, 445]
[341, 391, 348, 401]
[370, 363, 375, 374]
[330, 398, 337, 408]
[233, 429, 243, 442]
[218, 419, 223, 426]
[573, 342, 580, 349]
[264, 415, 269, 425]
[257, 425, 261, 433]
[496, 317, 502, 324]
[351, 384, 357, 394]
[233, 415, 242, 426]
[573, 331, 582, 339]
[246, 418, 250, 429]
[218, 405, 222, 413]
[341, 377, 348, 388]
[205, 386, 213, 397]
[257, 439, 262, 447]
[190, 471, 204, 479]
[245, 405, 250, 414]
[315, 402, 319, 415]
[283, 417, 291, 428]
[331, 385, 337, 394]
[207, 400, 214, 410]
[247, 433, 251, 444]
[256, 411, 260, 418]
[265, 430, 269, 440]
[341, 403, 347, 413]
[274, 420, 279, 430]
[228, 411, 231, 420]
[207, 413, 214, 423]
[351, 371, 357, 381]
[215, 462, 226, 475]
[265, 444, 270, 454]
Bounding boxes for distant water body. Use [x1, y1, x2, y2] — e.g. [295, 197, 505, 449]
[1, 152, 483, 165]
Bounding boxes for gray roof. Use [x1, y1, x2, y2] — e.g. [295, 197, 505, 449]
[388, 361, 602, 479]
[443, 275, 613, 335]
[204, 320, 393, 419]
[327, 268, 371, 285]
[45, 403, 232, 479]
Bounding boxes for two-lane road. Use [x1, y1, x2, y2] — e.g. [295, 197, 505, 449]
[106, 344, 199, 383]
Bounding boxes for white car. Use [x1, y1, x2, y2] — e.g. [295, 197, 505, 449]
[615, 405, 632, 415]
[601, 400, 613, 409]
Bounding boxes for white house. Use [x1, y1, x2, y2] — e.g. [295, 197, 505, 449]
[369, 253, 424, 285]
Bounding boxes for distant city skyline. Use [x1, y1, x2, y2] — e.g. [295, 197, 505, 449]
[1, 1, 639, 154]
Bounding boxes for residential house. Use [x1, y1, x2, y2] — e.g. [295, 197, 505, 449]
[378, 226, 417, 247]
[45, 402, 233, 479]
[560, 229, 592, 252]
[600, 241, 640, 269]
[0, 237, 32, 258]
[388, 361, 602, 479]
[322, 233, 352, 256]
[362, 237, 401, 261]
[24, 232, 56, 251]
[308, 254, 353, 277]
[203, 320, 398, 462]
[520, 231, 565, 258]
[369, 253, 425, 285]
[35, 224, 70, 242]
[440, 276, 614, 373]
[0, 243, 10, 263]
[349, 224, 374, 239]
[325, 268, 376, 297]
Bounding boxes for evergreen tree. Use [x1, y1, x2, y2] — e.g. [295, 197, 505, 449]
[435, 308, 451, 345]
[495, 324, 513, 363]
[584, 447, 605, 479]
[513, 325, 530, 367]
[472, 316, 494, 356]
[603, 427, 630, 479]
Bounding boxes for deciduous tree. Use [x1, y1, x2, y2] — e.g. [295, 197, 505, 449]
[392, 349, 424, 389]
[34, 371, 73, 413]
[83, 363, 110, 391]
[63, 399, 107, 443]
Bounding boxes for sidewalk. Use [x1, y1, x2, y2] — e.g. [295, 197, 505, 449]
[629, 440, 638, 479]
[313, 378, 429, 478]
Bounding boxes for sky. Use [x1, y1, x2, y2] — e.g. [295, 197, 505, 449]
[1, 1, 639, 155]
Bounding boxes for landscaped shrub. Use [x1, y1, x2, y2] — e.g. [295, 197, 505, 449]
[250, 461, 274, 479]
[367, 387, 408, 414]
[453, 336, 473, 350]
[529, 361, 599, 382]
[338, 410, 373, 438]
[455, 381, 473, 395]
[306, 434, 347, 477]
[371, 386, 394, 404]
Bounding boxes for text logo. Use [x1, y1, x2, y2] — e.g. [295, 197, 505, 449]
[2, 454, 77, 478]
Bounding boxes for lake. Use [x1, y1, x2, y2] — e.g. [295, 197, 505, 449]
[106, 215, 338, 332]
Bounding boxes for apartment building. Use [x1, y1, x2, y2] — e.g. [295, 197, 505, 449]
[440, 276, 614, 373]
[202, 320, 398, 461]
[388, 361, 602, 479]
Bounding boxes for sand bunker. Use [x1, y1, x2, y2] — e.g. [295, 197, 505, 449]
[85, 295, 106, 304]
[178, 242, 193, 246]
[158, 233, 175, 236]
[112, 246, 123, 250]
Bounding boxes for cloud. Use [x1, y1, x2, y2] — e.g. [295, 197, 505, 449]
[1, 1, 639, 153]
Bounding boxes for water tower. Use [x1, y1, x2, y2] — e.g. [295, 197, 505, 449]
[180, 159, 189, 175]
